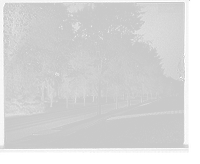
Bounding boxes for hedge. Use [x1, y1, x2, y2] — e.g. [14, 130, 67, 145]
[4, 99, 45, 116]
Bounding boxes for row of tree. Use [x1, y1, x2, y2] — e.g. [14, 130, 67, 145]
[4, 3, 174, 110]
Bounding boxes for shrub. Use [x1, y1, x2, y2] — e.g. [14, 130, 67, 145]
[23, 102, 45, 114]
[4, 99, 45, 115]
[4, 101, 20, 115]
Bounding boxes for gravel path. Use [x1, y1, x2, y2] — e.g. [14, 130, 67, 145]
[43, 98, 184, 148]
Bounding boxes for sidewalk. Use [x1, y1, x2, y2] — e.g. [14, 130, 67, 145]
[5, 96, 164, 148]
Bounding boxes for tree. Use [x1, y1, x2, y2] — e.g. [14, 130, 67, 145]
[4, 3, 72, 105]
[26, 5, 71, 55]
[129, 41, 164, 98]
[3, 3, 37, 100]
[66, 46, 97, 104]
[158, 76, 184, 98]
[4, 47, 41, 103]
[57, 51, 74, 104]
[76, 3, 143, 115]
[43, 78, 54, 107]
[103, 55, 121, 99]
[29, 4, 72, 105]
[4, 4, 65, 51]
[4, 3, 33, 63]
[58, 38, 92, 108]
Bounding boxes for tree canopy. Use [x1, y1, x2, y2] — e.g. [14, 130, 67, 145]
[4, 3, 170, 108]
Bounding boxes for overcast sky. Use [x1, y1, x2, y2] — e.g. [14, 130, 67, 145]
[65, 2, 184, 80]
[137, 2, 185, 80]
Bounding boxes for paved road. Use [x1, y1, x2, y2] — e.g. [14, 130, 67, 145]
[41, 98, 184, 148]
[5, 97, 155, 143]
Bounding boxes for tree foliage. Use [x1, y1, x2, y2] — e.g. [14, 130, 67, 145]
[4, 3, 169, 111]
[63, 3, 145, 99]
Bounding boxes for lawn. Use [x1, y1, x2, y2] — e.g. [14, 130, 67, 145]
[45, 97, 123, 113]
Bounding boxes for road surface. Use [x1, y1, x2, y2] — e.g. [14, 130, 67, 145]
[5, 97, 150, 143]
[5, 96, 185, 149]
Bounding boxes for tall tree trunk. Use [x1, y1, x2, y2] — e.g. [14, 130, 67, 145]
[116, 96, 118, 109]
[72, 98, 75, 108]
[66, 96, 68, 108]
[126, 91, 130, 107]
[50, 95, 53, 108]
[115, 86, 118, 109]
[83, 95, 86, 106]
[47, 80, 53, 108]
[92, 95, 94, 102]
[141, 92, 143, 103]
[132, 93, 134, 99]
[83, 89, 86, 106]
[57, 86, 61, 99]
[41, 82, 45, 102]
[101, 90, 103, 100]
[97, 77, 101, 115]
[65, 79, 69, 109]
[106, 82, 108, 103]
[74, 87, 78, 104]
[49, 86, 53, 108]
[75, 96, 77, 104]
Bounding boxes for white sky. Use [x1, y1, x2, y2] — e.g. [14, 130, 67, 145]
[64, 2, 184, 80]
[137, 2, 185, 79]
